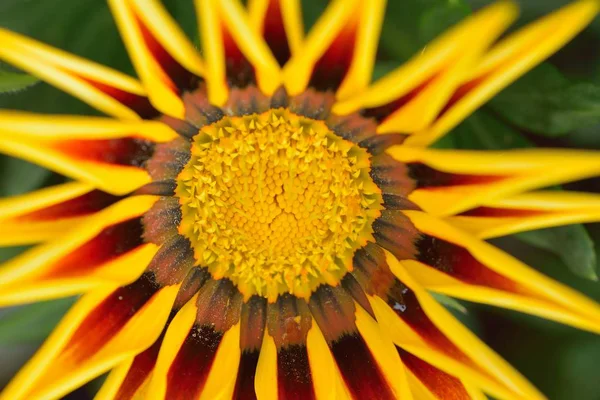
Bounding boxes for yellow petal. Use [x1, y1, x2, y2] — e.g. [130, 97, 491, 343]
[405, 210, 600, 334]
[0, 28, 150, 120]
[0, 111, 176, 194]
[195, 0, 281, 106]
[306, 320, 346, 400]
[332, 1, 518, 134]
[0, 196, 158, 307]
[248, 0, 304, 64]
[384, 252, 545, 400]
[336, 0, 386, 99]
[108, 0, 204, 118]
[282, 0, 361, 94]
[0, 279, 179, 400]
[447, 191, 600, 238]
[0, 182, 109, 246]
[255, 332, 278, 400]
[407, 0, 600, 147]
[387, 146, 600, 216]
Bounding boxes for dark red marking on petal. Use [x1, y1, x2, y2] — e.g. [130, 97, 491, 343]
[434, 75, 488, 122]
[234, 296, 267, 400]
[82, 77, 159, 119]
[182, 89, 225, 130]
[358, 133, 408, 155]
[416, 235, 523, 293]
[398, 348, 470, 400]
[142, 197, 182, 245]
[173, 267, 212, 310]
[133, 180, 177, 196]
[308, 285, 356, 343]
[361, 77, 435, 124]
[308, 14, 359, 91]
[14, 190, 122, 222]
[160, 115, 199, 140]
[114, 337, 161, 399]
[225, 86, 271, 117]
[234, 350, 260, 400]
[270, 86, 290, 109]
[330, 333, 395, 400]
[289, 88, 335, 120]
[352, 242, 397, 297]
[262, 0, 292, 66]
[458, 206, 547, 218]
[165, 324, 224, 400]
[147, 235, 195, 286]
[277, 345, 316, 400]
[51, 138, 154, 168]
[64, 272, 160, 365]
[407, 163, 506, 190]
[223, 24, 256, 88]
[370, 153, 416, 196]
[267, 294, 312, 348]
[195, 279, 243, 331]
[373, 209, 420, 262]
[341, 274, 376, 319]
[381, 194, 421, 211]
[40, 218, 144, 279]
[136, 14, 201, 92]
[327, 112, 378, 145]
[146, 137, 191, 181]
[385, 278, 469, 363]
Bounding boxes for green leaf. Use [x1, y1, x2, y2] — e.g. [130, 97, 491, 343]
[447, 110, 598, 281]
[0, 70, 39, 93]
[380, 0, 470, 62]
[0, 156, 51, 197]
[0, 297, 75, 345]
[489, 63, 600, 136]
[516, 226, 598, 281]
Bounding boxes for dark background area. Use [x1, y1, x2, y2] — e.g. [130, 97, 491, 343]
[0, 0, 599, 398]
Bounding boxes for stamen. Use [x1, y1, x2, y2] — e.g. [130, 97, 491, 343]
[176, 109, 382, 301]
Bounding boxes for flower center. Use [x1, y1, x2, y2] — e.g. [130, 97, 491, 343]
[176, 109, 382, 301]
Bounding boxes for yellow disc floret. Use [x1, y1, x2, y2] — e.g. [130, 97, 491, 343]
[176, 109, 382, 301]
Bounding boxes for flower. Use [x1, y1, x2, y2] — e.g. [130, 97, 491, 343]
[0, 0, 599, 398]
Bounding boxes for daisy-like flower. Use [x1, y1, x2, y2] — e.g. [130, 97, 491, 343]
[1, 0, 600, 398]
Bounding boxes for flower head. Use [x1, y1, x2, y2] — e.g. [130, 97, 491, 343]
[0, 0, 600, 399]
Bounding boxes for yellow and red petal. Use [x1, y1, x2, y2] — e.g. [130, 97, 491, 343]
[406, 210, 600, 334]
[406, 0, 600, 147]
[447, 190, 600, 238]
[195, 0, 281, 106]
[0, 196, 158, 306]
[332, 1, 518, 134]
[0, 111, 177, 194]
[148, 279, 243, 399]
[353, 243, 541, 399]
[387, 146, 600, 216]
[283, 0, 385, 97]
[107, 0, 204, 118]
[0, 182, 122, 246]
[248, 0, 304, 66]
[0, 274, 179, 400]
[0, 29, 156, 120]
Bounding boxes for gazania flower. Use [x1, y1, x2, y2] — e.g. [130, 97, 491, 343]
[1, 0, 600, 398]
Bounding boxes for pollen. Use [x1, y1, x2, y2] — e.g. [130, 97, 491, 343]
[176, 109, 382, 301]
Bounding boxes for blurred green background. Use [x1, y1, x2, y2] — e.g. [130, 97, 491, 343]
[0, 0, 599, 399]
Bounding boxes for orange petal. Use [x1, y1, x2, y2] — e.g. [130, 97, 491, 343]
[0, 275, 180, 400]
